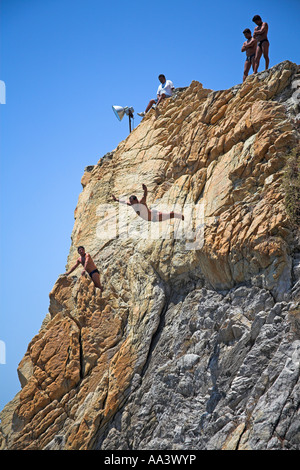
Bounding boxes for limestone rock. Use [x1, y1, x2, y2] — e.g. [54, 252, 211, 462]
[1, 61, 300, 450]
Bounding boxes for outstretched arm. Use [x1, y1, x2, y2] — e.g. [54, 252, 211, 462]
[112, 195, 130, 205]
[66, 259, 80, 275]
[140, 184, 148, 204]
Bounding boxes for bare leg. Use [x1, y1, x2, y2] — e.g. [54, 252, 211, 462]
[156, 93, 166, 107]
[243, 60, 251, 82]
[158, 211, 184, 221]
[145, 99, 156, 113]
[91, 272, 103, 291]
[262, 41, 270, 69]
[253, 46, 262, 73]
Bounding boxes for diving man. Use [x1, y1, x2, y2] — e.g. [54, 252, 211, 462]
[112, 184, 184, 222]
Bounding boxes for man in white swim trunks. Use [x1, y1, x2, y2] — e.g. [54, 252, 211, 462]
[112, 184, 184, 222]
[137, 75, 175, 117]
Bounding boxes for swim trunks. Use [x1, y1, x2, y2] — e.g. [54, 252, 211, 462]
[258, 39, 269, 49]
[89, 268, 100, 278]
[246, 53, 255, 63]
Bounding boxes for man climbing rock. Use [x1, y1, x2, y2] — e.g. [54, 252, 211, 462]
[66, 246, 103, 291]
[112, 184, 184, 222]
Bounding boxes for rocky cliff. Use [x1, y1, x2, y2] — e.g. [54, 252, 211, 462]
[1, 60, 300, 450]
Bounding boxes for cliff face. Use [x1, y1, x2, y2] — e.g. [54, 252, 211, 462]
[1, 60, 300, 450]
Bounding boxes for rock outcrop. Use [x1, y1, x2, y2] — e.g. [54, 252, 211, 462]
[1, 60, 300, 450]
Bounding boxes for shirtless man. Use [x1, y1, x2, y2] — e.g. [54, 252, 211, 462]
[66, 246, 103, 291]
[241, 28, 257, 82]
[112, 184, 184, 222]
[252, 15, 269, 73]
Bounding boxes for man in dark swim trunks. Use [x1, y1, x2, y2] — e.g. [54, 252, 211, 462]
[112, 184, 184, 222]
[241, 28, 257, 81]
[66, 246, 103, 291]
[252, 15, 269, 73]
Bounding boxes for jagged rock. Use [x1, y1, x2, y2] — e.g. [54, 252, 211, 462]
[1, 61, 299, 450]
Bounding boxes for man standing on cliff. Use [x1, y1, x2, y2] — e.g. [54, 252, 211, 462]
[241, 28, 257, 81]
[137, 75, 175, 117]
[252, 15, 270, 73]
[66, 246, 103, 291]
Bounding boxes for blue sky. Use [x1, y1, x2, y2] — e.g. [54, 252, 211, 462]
[0, 0, 299, 411]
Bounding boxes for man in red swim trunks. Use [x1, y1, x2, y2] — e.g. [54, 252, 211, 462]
[66, 246, 103, 291]
[241, 28, 257, 81]
[112, 184, 184, 222]
[252, 15, 270, 73]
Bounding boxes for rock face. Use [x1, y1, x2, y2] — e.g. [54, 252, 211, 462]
[1, 61, 300, 450]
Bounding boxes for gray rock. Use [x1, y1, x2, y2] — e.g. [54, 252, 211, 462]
[95, 279, 300, 450]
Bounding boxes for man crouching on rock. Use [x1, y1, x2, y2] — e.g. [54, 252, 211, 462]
[66, 246, 103, 292]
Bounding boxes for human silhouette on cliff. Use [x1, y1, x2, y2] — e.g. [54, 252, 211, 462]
[66, 246, 103, 291]
[112, 184, 184, 222]
[241, 28, 257, 81]
[252, 15, 270, 73]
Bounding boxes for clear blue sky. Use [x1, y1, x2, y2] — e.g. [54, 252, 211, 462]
[0, 0, 299, 411]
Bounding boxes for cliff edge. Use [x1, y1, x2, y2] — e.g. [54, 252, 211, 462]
[1, 60, 300, 450]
